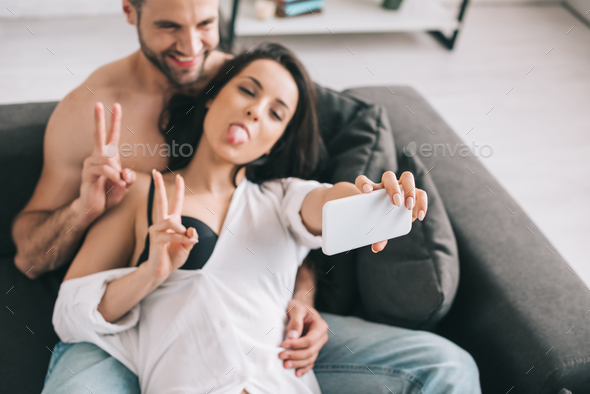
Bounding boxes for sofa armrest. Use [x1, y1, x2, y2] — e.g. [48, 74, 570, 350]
[344, 86, 590, 393]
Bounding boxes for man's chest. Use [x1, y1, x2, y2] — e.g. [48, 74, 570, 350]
[115, 100, 170, 173]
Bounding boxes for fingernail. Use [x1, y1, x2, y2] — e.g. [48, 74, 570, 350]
[406, 197, 414, 210]
[285, 361, 293, 368]
[363, 184, 372, 193]
[393, 193, 402, 207]
[418, 210, 425, 221]
[371, 245, 378, 253]
[287, 330, 299, 339]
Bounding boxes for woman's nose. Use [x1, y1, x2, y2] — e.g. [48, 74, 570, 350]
[247, 110, 258, 122]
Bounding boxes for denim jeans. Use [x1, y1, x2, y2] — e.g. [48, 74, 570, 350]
[42, 313, 481, 394]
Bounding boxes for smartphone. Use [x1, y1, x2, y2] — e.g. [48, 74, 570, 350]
[321, 185, 413, 256]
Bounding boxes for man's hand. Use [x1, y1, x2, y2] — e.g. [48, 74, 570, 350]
[279, 298, 329, 377]
[75, 102, 136, 223]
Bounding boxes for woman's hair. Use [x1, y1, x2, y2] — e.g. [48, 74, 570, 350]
[159, 42, 328, 187]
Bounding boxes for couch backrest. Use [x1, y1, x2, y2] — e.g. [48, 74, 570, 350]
[0, 102, 58, 257]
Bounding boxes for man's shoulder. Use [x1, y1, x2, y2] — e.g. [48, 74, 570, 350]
[52, 61, 124, 117]
[47, 56, 135, 131]
[86, 57, 133, 90]
[72, 57, 133, 102]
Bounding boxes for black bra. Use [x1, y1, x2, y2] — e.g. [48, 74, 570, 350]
[135, 178, 218, 270]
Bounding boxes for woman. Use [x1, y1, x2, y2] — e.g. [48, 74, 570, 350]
[52, 43, 428, 394]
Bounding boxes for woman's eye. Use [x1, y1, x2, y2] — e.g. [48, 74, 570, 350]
[239, 87, 254, 96]
[271, 110, 282, 121]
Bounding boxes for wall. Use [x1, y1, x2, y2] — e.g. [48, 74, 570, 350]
[1, 0, 120, 18]
[1, 0, 564, 19]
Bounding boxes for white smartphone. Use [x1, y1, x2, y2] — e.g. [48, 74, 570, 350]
[321, 185, 413, 256]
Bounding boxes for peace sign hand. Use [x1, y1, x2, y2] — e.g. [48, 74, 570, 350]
[355, 171, 428, 253]
[78, 102, 136, 222]
[144, 170, 199, 281]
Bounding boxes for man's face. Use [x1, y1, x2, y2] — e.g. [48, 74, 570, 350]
[135, 0, 220, 87]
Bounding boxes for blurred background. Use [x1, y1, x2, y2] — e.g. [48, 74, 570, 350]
[1, 0, 589, 288]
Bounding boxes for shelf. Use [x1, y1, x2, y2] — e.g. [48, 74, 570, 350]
[234, 0, 459, 37]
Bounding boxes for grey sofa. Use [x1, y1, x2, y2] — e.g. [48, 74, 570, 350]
[1, 86, 588, 393]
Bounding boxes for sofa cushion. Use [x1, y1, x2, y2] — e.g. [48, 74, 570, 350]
[306, 85, 459, 330]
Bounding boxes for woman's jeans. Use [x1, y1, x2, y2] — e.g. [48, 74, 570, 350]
[42, 313, 481, 394]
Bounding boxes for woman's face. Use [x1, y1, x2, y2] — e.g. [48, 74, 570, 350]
[203, 59, 299, 164]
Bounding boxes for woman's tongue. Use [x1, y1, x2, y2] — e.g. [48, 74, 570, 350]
[227, 124, 249, 145]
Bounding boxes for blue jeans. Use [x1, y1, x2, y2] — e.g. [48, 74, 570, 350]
[42, 313, 481, 393]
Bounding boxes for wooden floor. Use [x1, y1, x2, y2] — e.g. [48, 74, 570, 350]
[1, 4, 589, 286]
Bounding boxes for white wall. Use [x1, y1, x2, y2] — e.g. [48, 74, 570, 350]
[0, 0, 121, 18]
[1, 0, 563, 19]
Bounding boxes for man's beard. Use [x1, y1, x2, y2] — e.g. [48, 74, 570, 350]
[138, 30, 208, 87]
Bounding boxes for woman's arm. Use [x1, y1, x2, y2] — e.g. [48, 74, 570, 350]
[299, 182, 359, 236]
[62, 173, 157, 323]
[96, 263, 164, 323]
[97, 170, 198, 323]
[300, 171, 428, 250]
[62, 175, 143, 281]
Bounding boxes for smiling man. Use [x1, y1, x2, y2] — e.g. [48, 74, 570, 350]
[135, 0, 218, 85]
[12, 0, 481, 393]
[13, 0, 227, 278]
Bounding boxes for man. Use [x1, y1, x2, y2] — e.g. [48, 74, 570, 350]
[13, 0, 481, 392]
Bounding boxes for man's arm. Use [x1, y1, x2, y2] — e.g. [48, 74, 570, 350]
[292, 258, 317, 306]
[12, 87, 95, 279]
[12, 93, 133, 279]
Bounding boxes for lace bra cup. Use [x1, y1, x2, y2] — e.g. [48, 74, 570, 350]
[136, 178, 218, 270]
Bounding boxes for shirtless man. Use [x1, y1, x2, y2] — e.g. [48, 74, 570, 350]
[14, 0, 481, 392]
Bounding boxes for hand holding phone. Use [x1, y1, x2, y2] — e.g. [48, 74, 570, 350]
[321, 171, 428, 256]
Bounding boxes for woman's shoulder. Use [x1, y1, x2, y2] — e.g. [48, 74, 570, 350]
[133, 171, 153, 189]
[127, 171, 152, 200]
[114, 171, 152, 216]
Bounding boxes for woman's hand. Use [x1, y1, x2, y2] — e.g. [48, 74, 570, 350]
[143, 170, 199, 281]
[354, 170, 428, 253]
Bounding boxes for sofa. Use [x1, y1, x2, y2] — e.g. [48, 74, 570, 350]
[1, 86, 588, 393]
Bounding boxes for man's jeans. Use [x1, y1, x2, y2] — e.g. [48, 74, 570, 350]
[42, 313, 481, 393]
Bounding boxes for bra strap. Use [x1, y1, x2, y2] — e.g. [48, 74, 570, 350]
[147, 176, 156, 227]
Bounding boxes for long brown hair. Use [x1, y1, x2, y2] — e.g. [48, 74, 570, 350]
[159, 42, 328, 187]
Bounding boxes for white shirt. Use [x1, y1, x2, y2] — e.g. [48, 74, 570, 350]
[53, 177, 334, 394]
